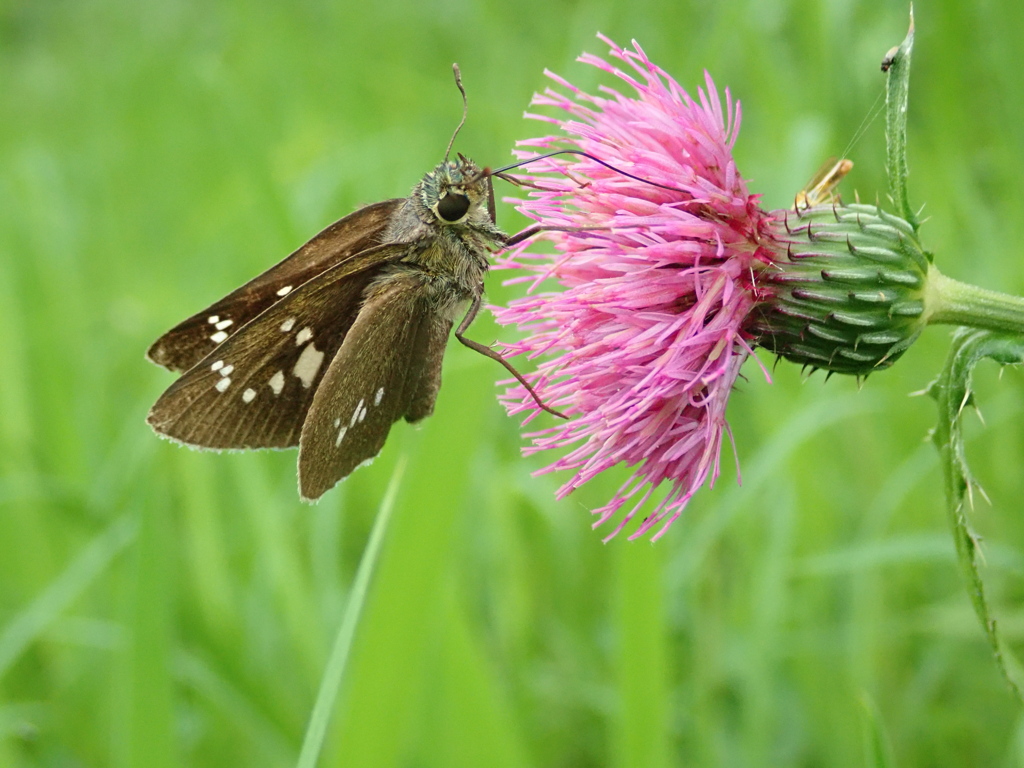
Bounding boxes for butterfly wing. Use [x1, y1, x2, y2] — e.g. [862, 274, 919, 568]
[147, 198, 404, 373]
[147, 244, 409, 450]
[298, 271, 452, 500]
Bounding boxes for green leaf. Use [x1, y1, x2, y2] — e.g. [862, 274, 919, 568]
[885, 7, 919, 231]
[927, 327, 1024, 702]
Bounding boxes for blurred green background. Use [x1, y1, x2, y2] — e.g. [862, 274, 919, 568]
[2, 0, 1024, 765]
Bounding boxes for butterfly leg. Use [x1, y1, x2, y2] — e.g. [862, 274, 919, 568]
[454, 293, 568, 420]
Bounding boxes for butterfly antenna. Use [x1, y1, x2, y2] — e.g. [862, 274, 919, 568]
[492, 150, 690, 195]
[444, 63, 468, 163]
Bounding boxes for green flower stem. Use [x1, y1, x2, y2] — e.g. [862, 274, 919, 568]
[925, 266, 1024, 335]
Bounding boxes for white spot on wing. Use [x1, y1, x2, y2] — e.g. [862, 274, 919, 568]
[350, 399, 365, 427]
[242, 388, 256, 403]
[215, 377, 231, 392]
[269, 371, 285, 395]
[280, 318, 296, 333]
[215, 319, 233, 331]
[219, 364, 234, 377]
[211, 360, 224, 371]
[358, 405, 367, 423]
[276, 285, 293, 297]
[208, 315, 219, 324]
[211, 331, 228, 344]
[335, 426, 348, 446]
[374, 387, 384, 406]
[295, 327, 313, 346]
[293, 344, 324, 388]
[334, 418, 341, 427]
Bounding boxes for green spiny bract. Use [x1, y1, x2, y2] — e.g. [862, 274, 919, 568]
[751, 203, 931, 376]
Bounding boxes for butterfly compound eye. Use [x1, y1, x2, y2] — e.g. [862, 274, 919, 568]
[436, 192, 470, 222]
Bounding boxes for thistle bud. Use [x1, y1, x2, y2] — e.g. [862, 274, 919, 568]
[751, 203, 931, 375]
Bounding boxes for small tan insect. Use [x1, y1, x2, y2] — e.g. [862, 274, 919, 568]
[794, 158, 854, 209]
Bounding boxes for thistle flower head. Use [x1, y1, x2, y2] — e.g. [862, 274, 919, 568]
[494, 37, 781, 540]
[494, 37, 931, 541]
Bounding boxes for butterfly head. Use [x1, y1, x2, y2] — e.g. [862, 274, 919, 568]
[418, 153, 496, 228]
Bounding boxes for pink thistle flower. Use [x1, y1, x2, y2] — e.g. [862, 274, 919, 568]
[494, 36, 786, 541]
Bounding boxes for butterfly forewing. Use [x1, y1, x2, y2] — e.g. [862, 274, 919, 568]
[147, 244, 408, 450]
[148, 199, 403, 373]
[298, 272, 452, 500]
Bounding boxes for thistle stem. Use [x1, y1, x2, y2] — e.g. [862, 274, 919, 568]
[925, 266, 1024, 335]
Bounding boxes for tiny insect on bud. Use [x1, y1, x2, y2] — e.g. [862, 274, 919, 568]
[881, 45, 900, 72]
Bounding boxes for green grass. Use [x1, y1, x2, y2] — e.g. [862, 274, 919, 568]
[2, 1, 1024, 765]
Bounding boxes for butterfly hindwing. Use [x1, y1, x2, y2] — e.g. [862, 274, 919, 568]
[147, 199, 403, 373]
[298, 271, 452, 500]
[147, 244, 409, 450]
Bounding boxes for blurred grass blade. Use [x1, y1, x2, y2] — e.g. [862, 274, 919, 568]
[0, 514, 136, 680]
[859, 693, 896, 768]
[884, 7, 919, 230]
[296, 459, 405, 768]
[123, 491, 176, 768]
[927, 327, 1024, 701]
[613, 541, 669, 768]
[423, 591, 532, 767]
[325, 356, 492, 767]
[176, 650, 295, 766]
